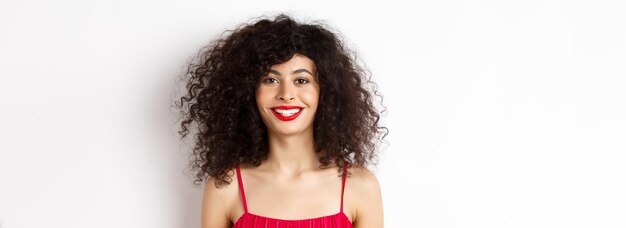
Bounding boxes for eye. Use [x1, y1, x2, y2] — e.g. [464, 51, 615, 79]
[263, 77, 278, 84]
[295, 78, 309, 84]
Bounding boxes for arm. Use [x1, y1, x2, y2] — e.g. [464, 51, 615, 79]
[351, 167, 384, 228]
[201, 177, 233, 228]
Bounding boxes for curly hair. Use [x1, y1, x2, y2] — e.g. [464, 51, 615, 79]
[177, 14, 388, 187]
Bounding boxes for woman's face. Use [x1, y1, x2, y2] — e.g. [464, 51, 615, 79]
[256, 54, 320, 136]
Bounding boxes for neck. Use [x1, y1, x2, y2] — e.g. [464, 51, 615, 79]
[264, 128, 320, 174]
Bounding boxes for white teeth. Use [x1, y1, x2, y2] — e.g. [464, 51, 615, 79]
[274, 108, 301, 116]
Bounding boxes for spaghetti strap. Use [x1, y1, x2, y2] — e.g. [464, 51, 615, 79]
[340, 160, 348, 213]
[235, 164, 248, 213]
[232, 162, 353, 227]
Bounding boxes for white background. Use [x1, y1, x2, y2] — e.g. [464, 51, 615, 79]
[1, 0, 625, 227]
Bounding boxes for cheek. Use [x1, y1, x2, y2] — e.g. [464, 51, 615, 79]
[302, 89, 320, 107]
[255, 87, 271, 105]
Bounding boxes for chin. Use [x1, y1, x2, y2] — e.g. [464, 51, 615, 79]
[269, 125, 313, 136]
[271, 128, 305, 136]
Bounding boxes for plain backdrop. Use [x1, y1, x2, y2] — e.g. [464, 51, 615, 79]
[1, 0, 625, 227]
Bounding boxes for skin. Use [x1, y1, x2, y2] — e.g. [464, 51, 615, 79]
[201, 54, 383, 227]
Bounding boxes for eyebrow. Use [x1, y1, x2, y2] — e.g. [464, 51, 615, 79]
[268, 69, 315, 77]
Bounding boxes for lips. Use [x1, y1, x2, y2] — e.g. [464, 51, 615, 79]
[271, 105, 304, 121]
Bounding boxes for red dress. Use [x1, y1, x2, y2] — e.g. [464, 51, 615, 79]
[232, 162, 353, 228]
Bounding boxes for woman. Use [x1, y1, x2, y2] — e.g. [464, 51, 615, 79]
[177, 14, 387, 228]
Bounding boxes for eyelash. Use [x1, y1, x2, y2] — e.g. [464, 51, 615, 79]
[295, 79, 309, 84]
[263, 78, 310, 84]
[263, 78, 278, 84]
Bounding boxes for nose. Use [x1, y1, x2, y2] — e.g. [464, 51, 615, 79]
[277, 83, 295, 101]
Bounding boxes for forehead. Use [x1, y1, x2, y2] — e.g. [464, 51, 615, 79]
[270, 54, 316, 72]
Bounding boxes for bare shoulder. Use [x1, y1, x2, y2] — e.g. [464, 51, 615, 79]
[203, 171, 239, 202]
[201, 169, 239, 228]
[345, 164, 384, 227]
[347, 164, 381, 192]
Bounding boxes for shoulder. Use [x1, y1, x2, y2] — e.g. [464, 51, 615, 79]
[346, 164, 381, 192]
[344, 164, 384, 227]
[202, 171, 239, 204]
[201, 169, 240, 228]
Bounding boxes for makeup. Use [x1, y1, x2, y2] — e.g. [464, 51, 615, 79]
[271, 106, 304, 121]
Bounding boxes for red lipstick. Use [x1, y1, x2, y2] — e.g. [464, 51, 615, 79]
[271, 106, 304, 121]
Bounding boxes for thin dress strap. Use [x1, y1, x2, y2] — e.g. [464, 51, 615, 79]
[340, 160, 348, 213]
[235, 164, 248, 213]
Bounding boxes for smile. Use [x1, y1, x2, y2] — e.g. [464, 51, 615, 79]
[271, 106, 303, 121]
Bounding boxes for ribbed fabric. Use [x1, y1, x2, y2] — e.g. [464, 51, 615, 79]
[233, 162, 353, 228]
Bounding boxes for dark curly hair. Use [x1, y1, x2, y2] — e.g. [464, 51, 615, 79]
[176, 14, 388, 187]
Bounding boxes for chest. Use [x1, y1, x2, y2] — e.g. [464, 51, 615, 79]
[241, 172, 345, 219]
